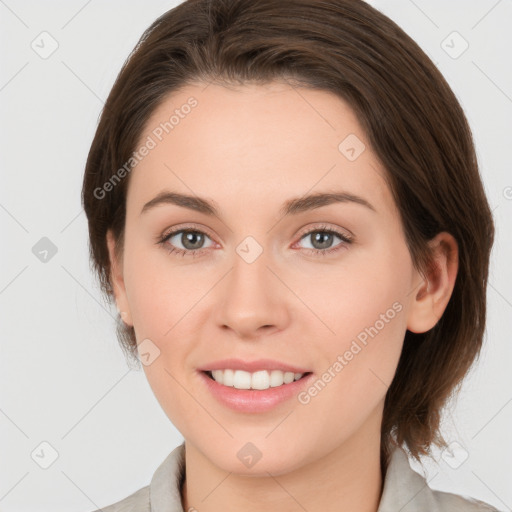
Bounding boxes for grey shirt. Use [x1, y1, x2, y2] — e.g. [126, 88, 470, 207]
[91, 442, 501, 511]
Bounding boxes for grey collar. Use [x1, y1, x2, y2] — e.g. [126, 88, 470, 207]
[148, 441, 489, 512]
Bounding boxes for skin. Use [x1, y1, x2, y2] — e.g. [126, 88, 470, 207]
[106, 81, 458, 512]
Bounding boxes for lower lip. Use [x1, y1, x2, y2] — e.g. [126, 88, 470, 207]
[198, 371, 314, 413]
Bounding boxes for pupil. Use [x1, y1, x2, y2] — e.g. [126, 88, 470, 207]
[313, 232, 332, 249]
[183, 231, 203, 250]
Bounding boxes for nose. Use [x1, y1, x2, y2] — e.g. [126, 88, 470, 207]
[213, 248, 291, 340]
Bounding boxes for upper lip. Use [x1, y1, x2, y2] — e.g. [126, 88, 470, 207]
[197, 358, 312, 374]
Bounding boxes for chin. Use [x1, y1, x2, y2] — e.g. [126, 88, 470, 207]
[194, 437, 309, 477]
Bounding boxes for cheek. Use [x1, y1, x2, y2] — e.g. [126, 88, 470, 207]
[294, 289, 407, 447]
[122, 240, 195, 339]
[297, 248, 410, 414]
[139, 356, 202, 440]
[297, 252, 410, 350]
[125, 254, 202, 431]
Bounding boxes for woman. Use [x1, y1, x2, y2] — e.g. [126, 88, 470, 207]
[82, 0, 499, 510]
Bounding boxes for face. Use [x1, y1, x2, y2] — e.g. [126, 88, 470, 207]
[108, 81, 431, 475]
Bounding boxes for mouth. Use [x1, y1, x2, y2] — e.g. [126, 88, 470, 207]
[202, 369, 313, 391]
[198, 367, 316, 413]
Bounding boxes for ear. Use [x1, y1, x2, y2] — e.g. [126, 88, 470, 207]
[106, 229, 133, 327]
[406, 232, 459, 334]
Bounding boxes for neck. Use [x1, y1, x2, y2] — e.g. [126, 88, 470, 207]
[180, 404, 385, 512]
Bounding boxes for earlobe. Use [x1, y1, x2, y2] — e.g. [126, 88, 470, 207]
[106, 229, 133, 327]
[406, 232, 459, 334]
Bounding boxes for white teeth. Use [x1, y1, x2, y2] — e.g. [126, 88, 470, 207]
[251, 370, 269, 390]
[234, 370, 252, 389]
[209, 369, 305, 390]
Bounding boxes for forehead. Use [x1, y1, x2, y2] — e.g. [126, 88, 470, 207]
[126, 81, 395, 220]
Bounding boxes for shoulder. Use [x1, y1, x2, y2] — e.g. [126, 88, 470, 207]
[429, 487, 502, 511]
[87, 442, 186, 512]
[88, 485, 150, 512]
[379, 445, 503, 512]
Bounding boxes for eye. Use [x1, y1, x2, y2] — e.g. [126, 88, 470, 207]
[157, 226, 215, 257]
[294, 224, 353, 256]
[157, 223, 353, 258]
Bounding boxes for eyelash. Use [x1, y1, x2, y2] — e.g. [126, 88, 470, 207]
[156, 223, 353, 258]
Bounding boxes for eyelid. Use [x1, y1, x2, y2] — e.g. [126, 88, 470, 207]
[295, 222, 354, 241]
[159, 222, 218, 243]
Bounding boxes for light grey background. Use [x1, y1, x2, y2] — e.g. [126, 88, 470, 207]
[0, 1, 511, 511]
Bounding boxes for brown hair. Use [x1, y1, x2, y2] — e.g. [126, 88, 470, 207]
[81, 0, 495, 468]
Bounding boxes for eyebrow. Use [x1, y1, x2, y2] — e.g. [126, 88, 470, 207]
[140, 190, 376, 217]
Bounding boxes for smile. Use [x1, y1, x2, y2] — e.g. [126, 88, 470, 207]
[205, 369, 310, 390]
[199, 369, 315, 413]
